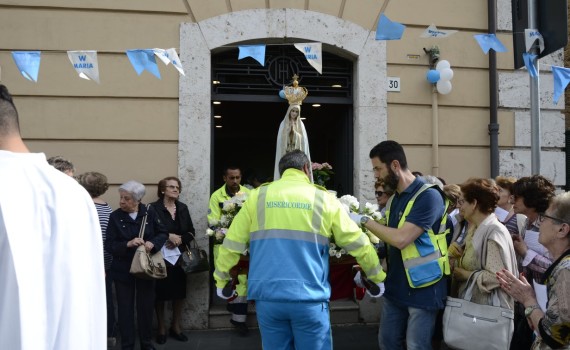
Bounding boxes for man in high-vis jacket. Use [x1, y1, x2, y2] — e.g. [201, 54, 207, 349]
[350, 140, 448, 350]
[214, 150, 385, 350]
[208, 165, 250, 335]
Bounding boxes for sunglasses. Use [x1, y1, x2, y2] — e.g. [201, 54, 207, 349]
[375, 191, 385, 197]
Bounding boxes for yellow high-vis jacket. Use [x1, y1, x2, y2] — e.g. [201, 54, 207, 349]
[214, 168, 385, 302]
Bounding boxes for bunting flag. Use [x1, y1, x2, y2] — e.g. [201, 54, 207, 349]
[522, 53, 538, 78]
[238, 45, 266, 66]
[126, 49, 161, 79]
[294, 43, 322, 74]
[420, 24, 458, 38]
[473, 34, 507, 54]
[153, 48, 185, 76]
[552, 66, 570, 105]
[375, 14, 405, 40]
[11, 51, 41, 82]
[67, 51, 100, 83]
[524, 29, 545, 53]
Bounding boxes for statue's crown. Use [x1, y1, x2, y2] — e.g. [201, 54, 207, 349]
[284, 74, 308, 105]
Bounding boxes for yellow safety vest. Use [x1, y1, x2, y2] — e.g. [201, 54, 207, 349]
[385, 183, 450, 288]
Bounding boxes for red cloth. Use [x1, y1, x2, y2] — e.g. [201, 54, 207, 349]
[330, 264, 356, 300]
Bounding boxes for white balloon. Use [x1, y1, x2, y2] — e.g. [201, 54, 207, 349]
[436, 80, 452, 95]
[436, 60, 451, 71]
[439, 68, 454, 81]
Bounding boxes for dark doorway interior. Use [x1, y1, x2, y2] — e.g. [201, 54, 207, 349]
[212, 101, 353, 195]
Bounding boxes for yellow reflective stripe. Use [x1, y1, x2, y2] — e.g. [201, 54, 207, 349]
[222, 237, 248, 252]
[342, 232, 372, 252]
[402, 250, 442, 269]
[398, 184, 432, 227]
[257, 185, 269, 230]
[251, 228, 329, 246]
[311, 189, 324, 233]
[214, 269, 230, 281]
[364, 264, 383, 279]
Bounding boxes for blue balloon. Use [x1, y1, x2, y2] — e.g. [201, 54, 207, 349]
[279, 90, 286, 99]
[426, 70, 440, 84]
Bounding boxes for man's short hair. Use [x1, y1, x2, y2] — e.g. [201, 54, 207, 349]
[278, 150, 309, 175]
[0, 84, 20, 136]
[223, 165, 241, 176]
[369, 140, 408, 170]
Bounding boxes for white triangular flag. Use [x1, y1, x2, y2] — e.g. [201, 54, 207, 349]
[67, 51, 100, 83]
[294, 43, 322, 74]
[420, 24, 458, 38]
[153, 48, 185, 76]
[524, 29, 545, 53]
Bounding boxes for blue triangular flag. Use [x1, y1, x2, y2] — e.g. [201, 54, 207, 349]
[11, 51, 41, 82]
[474, 34, 507, 54]
[375, 14, 405, 40]
[552, 66, 570, 105]
[238, 45, 266, 66]
[126, 49, 161, 79]
[522, 53, 538, 78]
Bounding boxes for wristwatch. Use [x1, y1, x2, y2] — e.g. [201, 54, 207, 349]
[524, 304, 541, 318]
[360, 215, 370, 226]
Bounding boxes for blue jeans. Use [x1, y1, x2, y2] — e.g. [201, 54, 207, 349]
[256, 300, 332, 350]
[379, 297, 438, 350]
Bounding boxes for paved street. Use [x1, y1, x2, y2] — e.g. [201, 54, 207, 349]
[110, 324, 380, 350]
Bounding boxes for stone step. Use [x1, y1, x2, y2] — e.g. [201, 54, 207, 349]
[208, 299, 361, 329]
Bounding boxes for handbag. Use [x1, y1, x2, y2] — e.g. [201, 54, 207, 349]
[129, 207, 167, 280]
[443, 271, 514, 350]
[180, 232, 209, 274]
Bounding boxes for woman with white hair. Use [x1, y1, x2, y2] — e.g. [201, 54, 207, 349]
[105, 180, 168, 350]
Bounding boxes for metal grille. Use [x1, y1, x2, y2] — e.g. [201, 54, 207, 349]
[212, 45, 353, 103]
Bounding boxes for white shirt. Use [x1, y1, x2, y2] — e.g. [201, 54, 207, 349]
[0, 151, 106, 350]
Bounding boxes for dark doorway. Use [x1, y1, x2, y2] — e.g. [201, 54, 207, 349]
[211, 101, 353, 195]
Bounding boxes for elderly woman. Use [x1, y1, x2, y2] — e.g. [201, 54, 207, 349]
[77, 172, 116, 347]
[497, 192, 570, 349]
[105, 180, 167, 350]
[151, 177, 195, 345]
[452, 178, 518, 312]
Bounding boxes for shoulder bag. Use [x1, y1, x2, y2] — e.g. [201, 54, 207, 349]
[129, 208, 168, 280]
[180, 232, 209, 274]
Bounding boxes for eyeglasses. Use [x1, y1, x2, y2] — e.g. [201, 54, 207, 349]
[166, 185, 180, 190]
[538, 212, 568, 225]
[375, 191, 384, 197]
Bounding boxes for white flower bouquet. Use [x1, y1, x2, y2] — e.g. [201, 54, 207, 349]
[207, 192, 248, 244]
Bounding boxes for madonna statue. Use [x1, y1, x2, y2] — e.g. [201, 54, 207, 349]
[273, 75, 312, 181]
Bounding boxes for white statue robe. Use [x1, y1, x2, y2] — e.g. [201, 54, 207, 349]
[0, 151, 106, 350]
[273, 108, 313, 181]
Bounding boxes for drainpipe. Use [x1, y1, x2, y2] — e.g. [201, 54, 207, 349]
[432, 85, 439, 176]
[488, 0, 500, 178]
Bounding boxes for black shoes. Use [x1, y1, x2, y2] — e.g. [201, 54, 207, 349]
[169, 328, 189, 342]
[230, 319, 249, 336]
[156, 333, 167, 345]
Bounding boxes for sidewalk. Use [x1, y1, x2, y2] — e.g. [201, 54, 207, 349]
[111, 324, 380, 350]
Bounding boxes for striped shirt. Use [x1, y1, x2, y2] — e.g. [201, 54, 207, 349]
[95, 202, 113, 270]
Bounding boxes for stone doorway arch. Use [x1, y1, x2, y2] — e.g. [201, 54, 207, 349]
[178, 8, 386, 329]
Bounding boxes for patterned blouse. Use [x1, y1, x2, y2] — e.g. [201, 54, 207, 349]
[533, 250, 570, 349]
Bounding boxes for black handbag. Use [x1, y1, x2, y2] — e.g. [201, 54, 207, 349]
[180, 232, 209, 274]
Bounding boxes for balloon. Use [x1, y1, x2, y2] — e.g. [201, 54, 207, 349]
[279, 90, 285, 99]
[436, 60, 450, 71]
[436, 80, 452, 95]
[426, 70, 440, 83]
[439, 68, 454, 81]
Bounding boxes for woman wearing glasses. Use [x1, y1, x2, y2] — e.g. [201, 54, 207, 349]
[497, 192, 570, 349]
[374, 180, 393, 214]
[452, 178, 518, 336]
[151, 177, 195, 344]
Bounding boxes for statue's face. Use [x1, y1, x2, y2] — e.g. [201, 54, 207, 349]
[289, 107, 299, 120]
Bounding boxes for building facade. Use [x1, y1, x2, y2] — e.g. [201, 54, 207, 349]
[1, 0, 565, 329]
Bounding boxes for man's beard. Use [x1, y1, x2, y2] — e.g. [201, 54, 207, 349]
[382, 168, 399, 193]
